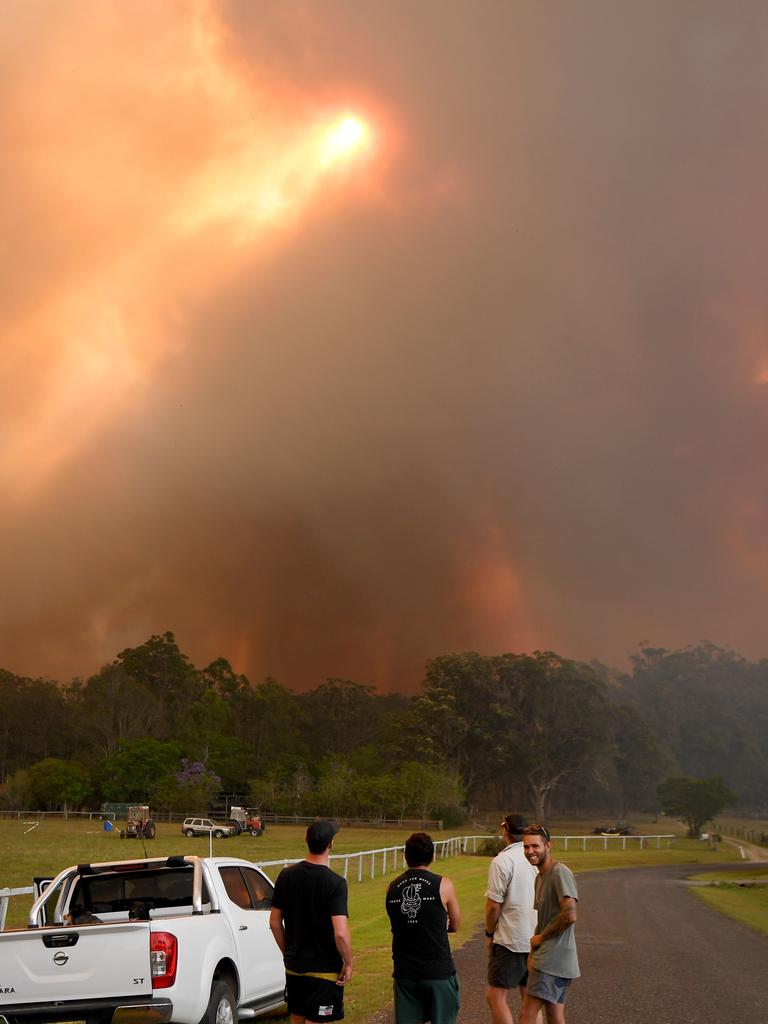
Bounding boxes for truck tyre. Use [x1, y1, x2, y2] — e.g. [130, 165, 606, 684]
[228, 819, 242, 836]
[214, 829, 225, 839]
[200, 979, 236, 1024]
[253, 827, 264, 837]
[185, 828, 195, 837]
[143, 821, 156, 839]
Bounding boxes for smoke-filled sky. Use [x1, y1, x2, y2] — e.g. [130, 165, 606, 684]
[4, 1, 768, 691]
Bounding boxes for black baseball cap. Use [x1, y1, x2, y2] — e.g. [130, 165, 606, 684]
[306, 818, 339, 852]
[502, 814, 527, 835]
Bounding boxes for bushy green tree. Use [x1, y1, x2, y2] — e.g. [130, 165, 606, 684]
[28, 758, 90, 812]
[0, 671, 68, 781]
[657, 775, 736, 837]
[155, 759, 221, 814]
[66, 665, 164, 758]
[627, 644, 768, 806]
[409, 653, 507, 807]
[495, 652, 613, 820]
[101, 739, 181, 802]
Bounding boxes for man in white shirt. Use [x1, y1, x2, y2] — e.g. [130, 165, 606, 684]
[484, 814, 538, 1024]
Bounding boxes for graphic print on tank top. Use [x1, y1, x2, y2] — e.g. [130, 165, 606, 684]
[401, 882, 422, 919]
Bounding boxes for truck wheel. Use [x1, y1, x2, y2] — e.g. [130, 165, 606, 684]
[253, 828, 264, 837]
[200, 979, 236, 1024]
[214, 829, 225, 839]
[143, 821, 156, 839]
[185, 828, 195, 837]
[228, 819, 242, 836]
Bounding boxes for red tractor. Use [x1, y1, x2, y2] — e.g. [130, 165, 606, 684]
[120, 804, 156, 840]
[228, 806, 265, 836]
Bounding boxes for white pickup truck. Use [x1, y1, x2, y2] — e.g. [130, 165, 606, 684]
[0, 854, 285, 1024]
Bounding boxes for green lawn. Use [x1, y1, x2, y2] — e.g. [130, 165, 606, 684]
[691, 866, 768, 882]
[691, 885, 768, 936]
[0, 817, 743, 1023]
[686, 865, 768, 937]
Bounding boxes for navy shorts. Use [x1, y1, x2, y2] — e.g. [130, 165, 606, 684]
[487, 944, 529, 988]
[285, 974, 344, 1020]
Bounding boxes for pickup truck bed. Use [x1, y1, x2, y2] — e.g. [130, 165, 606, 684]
[0, 855, 285, 1024]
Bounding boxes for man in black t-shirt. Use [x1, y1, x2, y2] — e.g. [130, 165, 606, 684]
[385, 832, 461, 1024]
[270, 819, 353, 1024]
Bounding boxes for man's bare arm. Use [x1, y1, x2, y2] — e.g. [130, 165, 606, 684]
[440, 876, 461, 933]
[332, 915, 353, 984]
[529, 896, 576, 949]
[485, 897, 502, 937]
[268, 907, 286, 954]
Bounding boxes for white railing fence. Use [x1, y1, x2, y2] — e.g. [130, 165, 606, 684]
[255, 833, 676, 882]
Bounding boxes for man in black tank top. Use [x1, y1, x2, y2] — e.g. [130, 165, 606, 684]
[385, 832, 461, 1024]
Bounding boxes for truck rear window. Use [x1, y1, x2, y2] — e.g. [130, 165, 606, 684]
[69, 866, 210, 917]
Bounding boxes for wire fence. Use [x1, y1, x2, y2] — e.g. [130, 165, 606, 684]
[715, 821, 768, 847]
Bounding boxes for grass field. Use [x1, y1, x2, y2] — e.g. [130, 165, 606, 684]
[687, 865, 768, 937]
[0, 816, 742, 1022]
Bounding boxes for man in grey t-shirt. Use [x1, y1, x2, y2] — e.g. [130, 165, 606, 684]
[519, 825, 579, 1024]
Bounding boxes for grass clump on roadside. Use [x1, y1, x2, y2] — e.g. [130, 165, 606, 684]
[690, 881, 768, 936]
[686, 865, 768, 937]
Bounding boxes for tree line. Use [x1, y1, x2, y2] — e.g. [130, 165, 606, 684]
[0, 633, 765, 821]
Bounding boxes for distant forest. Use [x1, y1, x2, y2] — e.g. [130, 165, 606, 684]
[1, 633, 766, 820]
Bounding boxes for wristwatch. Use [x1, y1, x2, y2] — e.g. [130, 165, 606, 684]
[485, 930, 495, 938]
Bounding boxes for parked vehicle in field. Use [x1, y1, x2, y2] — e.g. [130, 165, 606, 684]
[593, 822, 633, 836]
[120, 805, 156, 840]
[228, 806, 266, 836]
[181, 817, 235, 839]
[0, 854, 284, 1024]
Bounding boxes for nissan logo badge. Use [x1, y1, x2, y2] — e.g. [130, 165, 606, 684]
[53, 951, 69, 966]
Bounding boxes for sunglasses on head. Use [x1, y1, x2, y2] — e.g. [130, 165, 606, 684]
[522, 824, 551, 842]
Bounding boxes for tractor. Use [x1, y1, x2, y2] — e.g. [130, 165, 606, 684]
[120, 804, 157, 839]
[228, 806, 265, 836]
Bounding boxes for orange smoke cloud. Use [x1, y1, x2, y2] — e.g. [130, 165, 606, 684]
[1, 0, 379, 503]
[455, 523, 539, 654]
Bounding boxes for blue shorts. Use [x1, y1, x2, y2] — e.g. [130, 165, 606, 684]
[525, 967, 572, 1004]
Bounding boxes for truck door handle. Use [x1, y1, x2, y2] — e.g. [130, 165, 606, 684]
[239, 925, 248, 931]
[43, 933, 79, 947]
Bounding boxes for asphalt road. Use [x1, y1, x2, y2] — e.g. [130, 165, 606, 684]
[367, 862, 767, 1023]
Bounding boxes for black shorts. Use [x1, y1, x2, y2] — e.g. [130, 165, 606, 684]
[285, 974, 344, 1021]
[487, 944, 529, 989]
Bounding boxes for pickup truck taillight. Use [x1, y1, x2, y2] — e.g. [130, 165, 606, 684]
[150, 932, 178, 988]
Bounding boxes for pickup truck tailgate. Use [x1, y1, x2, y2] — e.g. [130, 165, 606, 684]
[0, 923, 152, 1005]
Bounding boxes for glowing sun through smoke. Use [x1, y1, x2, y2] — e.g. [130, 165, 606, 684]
[0, 0, 382, 503]
[176, 110, 375, 235]
[320, 115, 370, 165]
